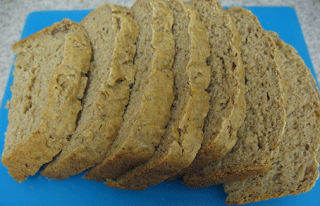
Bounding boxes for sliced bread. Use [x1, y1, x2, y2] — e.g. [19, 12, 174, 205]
[105, 0, 210, 190]
[177, 0, 246, 179]
[40, 4, 139, 180]
[83, 0, 175, 181]
[224, 32, 320, 205]
[183, 7, 287, 187]
[1, 19, 92, 182]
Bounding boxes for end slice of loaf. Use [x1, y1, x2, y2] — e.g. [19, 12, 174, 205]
[183, 7, 287, 188]
[224, 32, 320, 205]
[177, 0, 246, 179]
[40, 4, 139, 180]
[1, 19, 92, 182]
[83, 0, 175, 181]
[105, 0, 210, 190]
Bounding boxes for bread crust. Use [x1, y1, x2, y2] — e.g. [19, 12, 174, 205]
[184, 163, 271, 188]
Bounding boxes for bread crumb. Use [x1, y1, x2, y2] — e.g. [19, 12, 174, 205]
[5, 100, 10, 109]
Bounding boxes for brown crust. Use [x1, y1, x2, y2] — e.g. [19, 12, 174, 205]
[12, 25, 53, 53]
[183, 163, 271, 188]
[225, 166, 318, 205]
[225, 190, 299, 205]
[2, 125, 52, 182]
[2, 19, 92, 182]
[12, 19, 76, 53]
[105, 141, 185, 190]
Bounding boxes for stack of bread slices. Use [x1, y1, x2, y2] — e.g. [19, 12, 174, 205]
[2, 0, 320, 205]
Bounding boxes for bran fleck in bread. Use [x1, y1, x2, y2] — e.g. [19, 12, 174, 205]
[1, 19, 92, 182]
[84, 0, 175, 181]
[105, 0, 210, 190]
[224, 31, 320, 205]
[40, 4, 139, 180]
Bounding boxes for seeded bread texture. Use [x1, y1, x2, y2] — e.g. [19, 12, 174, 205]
[40, 4, 139, 180]
[83, 0, 175, 181]
[178, 0, 246, 179]
[1, 19, 92, 182]
[105, 0, 210, 190]
[183, 7, 286, 188]
[224, 32, 320, 205]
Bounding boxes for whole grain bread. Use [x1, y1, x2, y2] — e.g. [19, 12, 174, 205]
[224, 32, 320, 205]
[83, 0, 175, 181]
[183, 7, 287, 188]
[105, 0, 210, 190]
[40, 4, 139, 180]
[177, 0, 246, 179]
[1, 19, 92, 182]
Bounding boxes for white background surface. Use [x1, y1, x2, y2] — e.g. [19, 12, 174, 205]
[0, 0, 319, 105]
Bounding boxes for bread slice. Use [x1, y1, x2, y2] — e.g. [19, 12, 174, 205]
[40, 4, 139, 180]
[83, 0, 175, 181]
[176, 0, 246, 179]
[224, 32, 320, 205]
[105, 0, 210, 190]
[1, 19, 92, 182]
[183, 7, 287, 188]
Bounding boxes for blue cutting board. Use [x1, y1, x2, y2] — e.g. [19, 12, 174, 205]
[1, 7, 319, 206]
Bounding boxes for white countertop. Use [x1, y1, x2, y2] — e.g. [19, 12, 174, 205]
[0, 0, 319, 105]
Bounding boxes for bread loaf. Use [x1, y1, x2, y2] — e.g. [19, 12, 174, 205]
[1, 19, 92, 182]
[40, 4, 139, 180]
[224, 31, 320, 205]
[105, 0, 210, 190]
[83, 0, 175, 181]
